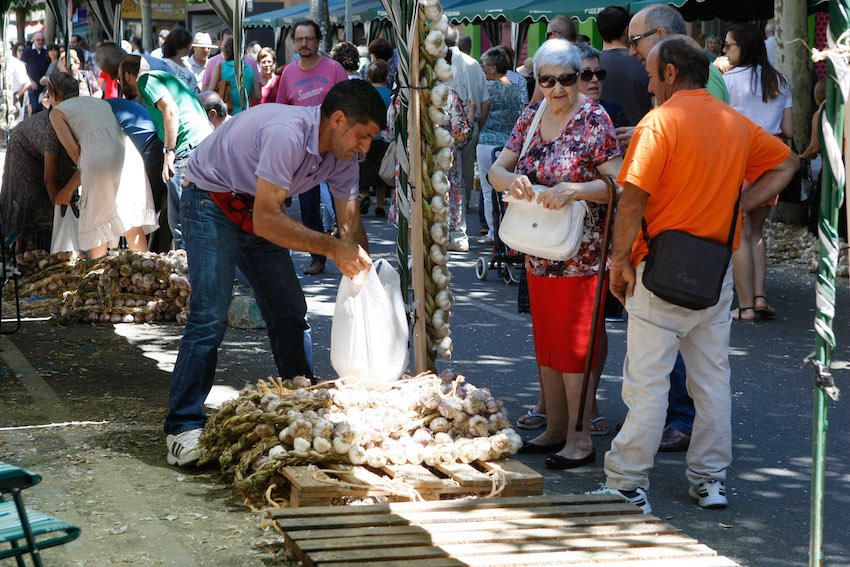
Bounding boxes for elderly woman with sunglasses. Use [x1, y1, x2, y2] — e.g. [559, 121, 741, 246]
[489, 39, 622, 470]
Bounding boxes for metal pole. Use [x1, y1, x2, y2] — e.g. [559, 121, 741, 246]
[808, 2, 847, 565]
[345, 0, 352, 42]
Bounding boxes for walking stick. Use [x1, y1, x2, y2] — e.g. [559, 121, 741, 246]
[576, 175, 616, 432]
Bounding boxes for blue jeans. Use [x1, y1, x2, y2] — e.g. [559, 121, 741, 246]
[666, 353, 694, 435]
[319, 183, 336, 232]
[166, 153, 191, 250]
[298, 186, 325, 263]
[165, 185, 312, 434]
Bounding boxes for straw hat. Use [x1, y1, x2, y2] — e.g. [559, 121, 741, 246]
[517, 57, 533, 77]
[192, 32, 216, 49]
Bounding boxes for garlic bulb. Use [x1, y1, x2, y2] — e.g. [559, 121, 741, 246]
[431, 265, 450, 287]
[431, 13, 449, 33]
[292, 437, 311, 453]
[423, 30, 446, 57]
[430, 223, 449, 246]
[268, 445, 287, 459]
[289, 418, 313, 440]
[429, 416, 451, 433]
[366, 447, 388, 468]
[332, 436, 352, 454]
[435, 289, 451, 310]
[348, 445, 367, 465]
[313, 419, 334, 439]
[432, 147, 453, 171]
[430, 244, 447, 266]
[430, 84, 449, 109]
[313, 437, 332, 454]
[468, 415, 489, 437]
[428, 105, 448, 126]
[431, 171, 449, 197]
[434, 57, 453, 82]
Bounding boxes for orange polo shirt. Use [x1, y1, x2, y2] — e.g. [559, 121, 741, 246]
[617, 89, 791, 267]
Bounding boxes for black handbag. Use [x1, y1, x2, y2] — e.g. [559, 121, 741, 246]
[641, 191, 740, 310]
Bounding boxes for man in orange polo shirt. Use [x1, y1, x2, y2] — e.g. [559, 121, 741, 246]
[591, 37, 798, 514]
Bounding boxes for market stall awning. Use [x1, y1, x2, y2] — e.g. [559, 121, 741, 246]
[328, 0, 383, 25]
[244, 2, 312, 28]
[627, 0, 774, 21]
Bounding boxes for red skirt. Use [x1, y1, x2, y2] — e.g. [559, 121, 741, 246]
[527, 271, 606, 373]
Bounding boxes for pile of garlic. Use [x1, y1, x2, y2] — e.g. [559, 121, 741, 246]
[418, 0, 455, 361]
[200, 372, 523, 501]
[10, 250, 85, 298]
[56, 250, 191, 324]
[765, 221, 849, 277]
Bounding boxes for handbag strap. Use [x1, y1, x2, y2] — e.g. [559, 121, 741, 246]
[641, 188, 742, 249]
[519, 100, 548, 161]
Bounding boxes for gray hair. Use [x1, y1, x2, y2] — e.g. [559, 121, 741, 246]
[577, 43, 601, 62]
[533, 39, 582, 80]
[644, 5, 686, 35]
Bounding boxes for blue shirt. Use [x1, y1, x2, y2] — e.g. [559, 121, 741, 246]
[479, 81, 526, 147]
[106, 98, 161, 154]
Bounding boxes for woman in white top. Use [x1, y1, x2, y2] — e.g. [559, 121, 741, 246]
[723, 23, 792, 322]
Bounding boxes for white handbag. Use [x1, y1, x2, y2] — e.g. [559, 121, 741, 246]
[498, 100, 588, 261]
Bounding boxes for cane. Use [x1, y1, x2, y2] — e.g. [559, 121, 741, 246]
[575, 175, 617, 432]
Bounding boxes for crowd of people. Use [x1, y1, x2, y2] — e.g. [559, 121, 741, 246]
[1, 6, 810, 514]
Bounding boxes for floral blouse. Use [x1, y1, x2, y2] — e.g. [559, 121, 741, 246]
[505, 100, 620, 278]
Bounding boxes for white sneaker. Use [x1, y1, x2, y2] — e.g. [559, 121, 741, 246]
[689, 480, 728, 509]
[166, 428, 204, 466]
[588, 485, 652, 514]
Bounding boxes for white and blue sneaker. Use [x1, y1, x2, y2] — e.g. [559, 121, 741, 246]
[166, 428, 204, 466]
[689, 480, 728, 509]
[588, 485, 652, 514]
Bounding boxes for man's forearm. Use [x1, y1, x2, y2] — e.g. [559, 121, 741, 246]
[741, 154, 800, 212]
[611, 184, 649, 267]
[255, 208, 337, 257]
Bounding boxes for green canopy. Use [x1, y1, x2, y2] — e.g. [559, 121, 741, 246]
[626, 0, 774, 20]
[87, 0, 122, 41]
[329, 0, 381, 25]
[244, 2, 313, 28]
[451, 0, 616, 23]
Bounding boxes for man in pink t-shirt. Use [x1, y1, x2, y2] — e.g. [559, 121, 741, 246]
[277, 20, 348, 275]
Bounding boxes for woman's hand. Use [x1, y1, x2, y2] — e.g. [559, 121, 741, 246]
[54, 184, 77, 206]
[537, 182, 578, 209]
[506, 174, 534, 201]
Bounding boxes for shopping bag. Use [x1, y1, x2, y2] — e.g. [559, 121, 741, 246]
[50, 204, 81, 254]
[331, 259, 409, 385]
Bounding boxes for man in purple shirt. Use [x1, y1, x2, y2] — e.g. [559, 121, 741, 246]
[165, 79, 385, 466]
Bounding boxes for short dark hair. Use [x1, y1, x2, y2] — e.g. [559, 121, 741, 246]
[322, 79, 387, 130]
[457, 35, 472, 54]
[222, 37, 234, 60]
[201, 92, 228, 118]
[163, 28, 192, 58]
[330, 41, 360, 73]
[482, 47, 510, 74]
[46, 72, 80, 102]
[367, 59, 389, 83]
[656, 37, 709, 89]
[120, 54, 141, 77]
[293, 20, 322, 42]
[368, 37, 393, 61]
[597, 6, 630, 43]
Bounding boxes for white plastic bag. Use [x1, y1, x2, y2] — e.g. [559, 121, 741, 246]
[50, 205, 81, 254]
[331, 259, 409, 385]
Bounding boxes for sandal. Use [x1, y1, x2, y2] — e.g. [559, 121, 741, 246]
[516, 410, 547, 430]
[753, 295, 776, 319]
[732, 306, 756, 322]
[590, 416, 610, 436]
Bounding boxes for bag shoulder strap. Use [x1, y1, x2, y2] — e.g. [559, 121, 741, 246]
[519, 100, 547, 160]
[641, 188, 742, 249]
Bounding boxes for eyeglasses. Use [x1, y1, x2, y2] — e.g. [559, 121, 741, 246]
[546, 31, 561, 39]
[628, 28, 658, 48]
[537, 72, 579, 88]
[580, 68, 607, 81]
[294, 36, 318, 44]
[723, 41, 739, 49]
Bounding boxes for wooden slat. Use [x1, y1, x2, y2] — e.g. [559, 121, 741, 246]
[277, 502, 641, 531]
[380, 464, 448, 489]
[291, 520, 678, 552]
[308, 544, 450, 565]
[477, 459, 546, 492]
[321, 560, 466, 567]
[452, 543, 721, 566]
[434, 462, 493, 489]
[435, 533, 704, 556]
[284, 514, 663, 541]
[272, 493, 628, 519]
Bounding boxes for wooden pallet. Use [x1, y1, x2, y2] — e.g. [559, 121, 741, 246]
[281, 459, 543, 507]
[273, 494, 740, 566]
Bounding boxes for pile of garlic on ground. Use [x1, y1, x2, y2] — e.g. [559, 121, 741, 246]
[9, 249, 191, 323]
[200, 372, 523, 503]
[764, 221, 849, 277]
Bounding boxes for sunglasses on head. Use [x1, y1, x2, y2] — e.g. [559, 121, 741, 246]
[580, 68, 607, 81]
[537, 72, 579, 88]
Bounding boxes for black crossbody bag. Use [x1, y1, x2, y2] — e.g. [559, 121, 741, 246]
[641, 191, 740, 310]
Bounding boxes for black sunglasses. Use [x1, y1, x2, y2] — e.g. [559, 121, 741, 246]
[537, 72, 579, 88]
[628, 28, 658, 48]
[580, 68, 607, 81]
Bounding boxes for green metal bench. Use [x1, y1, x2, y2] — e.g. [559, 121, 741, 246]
[0, 462, 80, 566]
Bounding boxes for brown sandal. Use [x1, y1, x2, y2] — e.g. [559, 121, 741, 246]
[732, 306, 755, 322]
[754, 295, 776, 319]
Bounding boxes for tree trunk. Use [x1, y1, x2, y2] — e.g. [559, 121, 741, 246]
[45, 7, 56, 43]
[310, 0, 332, 53]
[776, 0, 811, 152]
[15, 7, 27, 46]
[141, 0, 154, 52]
[773, 0, 811, 224]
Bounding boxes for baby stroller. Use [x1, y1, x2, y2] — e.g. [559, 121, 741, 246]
[475, 147, 524, 284]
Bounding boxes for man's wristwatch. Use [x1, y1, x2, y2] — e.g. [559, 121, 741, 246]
[163, 147, 175, 154]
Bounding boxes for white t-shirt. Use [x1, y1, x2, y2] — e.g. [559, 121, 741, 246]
[723, 65, 792, 135]
[449, 46, 489, 116]
[9, 56, 30, 92]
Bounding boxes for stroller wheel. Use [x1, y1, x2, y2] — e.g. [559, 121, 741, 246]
[475, 257, 488, 280]
[503, 262, 520, 284]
